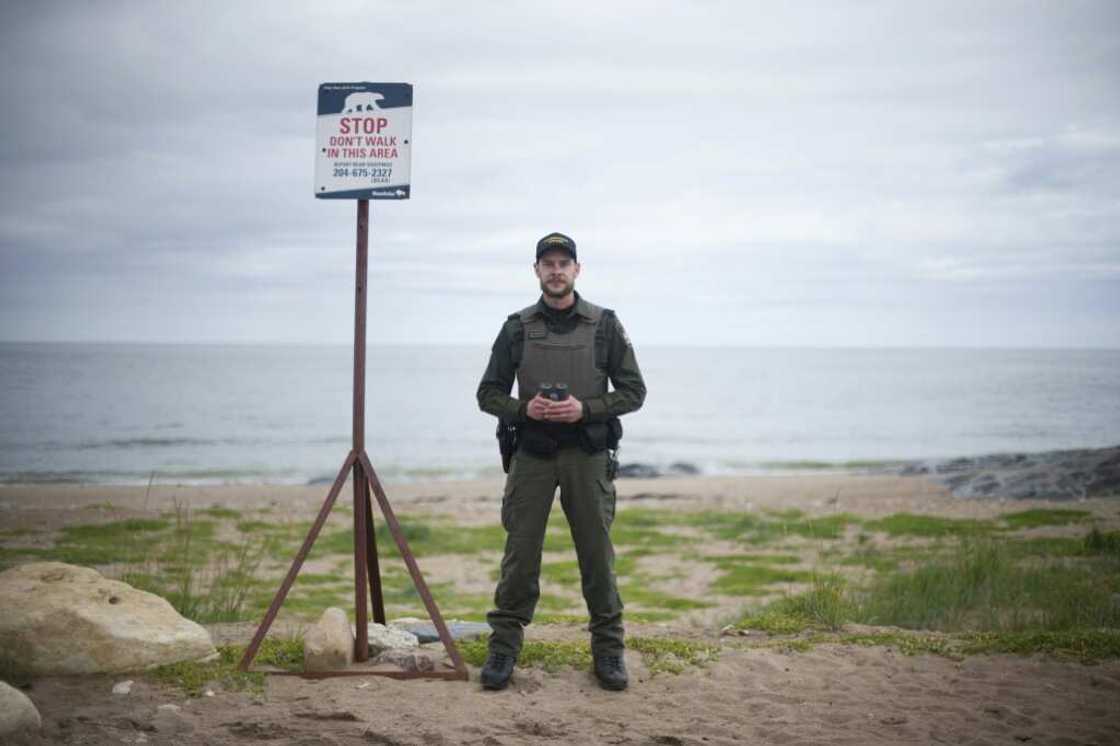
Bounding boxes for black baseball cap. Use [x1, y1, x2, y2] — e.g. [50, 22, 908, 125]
[535, 232, 577, 261]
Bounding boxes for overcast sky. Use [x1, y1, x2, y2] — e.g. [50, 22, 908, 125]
[1, 1, 1117, 348]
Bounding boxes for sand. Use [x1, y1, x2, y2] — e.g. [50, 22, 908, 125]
[2, 473, 1119, 745]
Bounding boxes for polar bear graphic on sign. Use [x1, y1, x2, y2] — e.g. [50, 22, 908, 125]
[344, 92, 385, 113]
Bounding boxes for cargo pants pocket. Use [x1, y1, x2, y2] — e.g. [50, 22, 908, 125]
[596, 477, 617, 530]
[500, 483, 517, 533]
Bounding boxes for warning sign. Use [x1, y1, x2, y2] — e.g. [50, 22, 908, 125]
[315, 82, 412, 199]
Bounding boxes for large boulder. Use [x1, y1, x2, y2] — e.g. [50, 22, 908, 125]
[0, 681, 40, 737]
[304, 607, 354, 672]
[0, 562, 216, 675]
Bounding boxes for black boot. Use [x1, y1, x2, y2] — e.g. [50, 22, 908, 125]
[480, 651, 515, 690]
[593, 653, 628, 691]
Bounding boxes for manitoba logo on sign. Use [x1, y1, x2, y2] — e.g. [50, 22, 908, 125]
[315, 82, 412, 199]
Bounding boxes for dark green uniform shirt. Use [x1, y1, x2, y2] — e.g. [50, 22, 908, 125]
[477, 292, 646, 426]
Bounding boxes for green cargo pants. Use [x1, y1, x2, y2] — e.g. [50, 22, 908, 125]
[487, 446, 624, 657]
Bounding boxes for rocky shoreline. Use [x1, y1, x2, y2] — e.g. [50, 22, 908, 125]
[900, 444, 1120, 501]
[618, 445, 1120, 501]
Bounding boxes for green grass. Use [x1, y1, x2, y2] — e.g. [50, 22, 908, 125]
[457, 636, 718, 674]
[200, 506, 242, 520]
[458, 638, 592, 672]
[832, 544, 942, 572]
[30, 518, 173, 566]
[540, 559, 582, 586]
[621, 583, 714, 611]
[1085, 528, 1120, 556]
[307, 520, 507, 560]
[149, 637, 305, 696]
[954, 630, 1120, 660]
[709, 561, 812, 596]
[236, 520, 275, 533]
[855, 538, 1119, 631]
[864, 513, 994, 538]
[122, 507, 273, 623]
[628, 637, 720, 674]
[296, 572, 345, 585]
[736, 574, 852, 632]
[1000, 508, 1091, 529]
[736, 531, 1120, 639]
[700, 553, 802, 565]
[616, 508, 859, 545]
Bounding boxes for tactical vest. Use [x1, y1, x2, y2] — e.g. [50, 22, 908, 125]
[514, 301, 608, 403]
[510, 299, 618, 454]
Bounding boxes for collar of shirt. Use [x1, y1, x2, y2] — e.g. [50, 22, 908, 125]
[535, 291, 594, 321]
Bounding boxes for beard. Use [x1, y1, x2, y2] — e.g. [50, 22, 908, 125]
[539, 276, 575, 299]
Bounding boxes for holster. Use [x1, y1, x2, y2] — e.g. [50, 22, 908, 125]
[579, 416, 624, 454]
[496, 419, 519, 473]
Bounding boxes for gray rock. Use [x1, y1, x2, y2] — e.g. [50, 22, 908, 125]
[899, 445, 1120, 501]
[373, 649, 435, 672]
[304, 607, 354, 672]
[389, 620, 491, 644]
[617, 462, 661, 479]
[360, 623, 418, 654]
[0, 562, 216, 675]
[0, 680, 41, 736]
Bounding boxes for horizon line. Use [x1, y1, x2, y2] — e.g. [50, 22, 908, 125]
[1, 339, 1119, 352]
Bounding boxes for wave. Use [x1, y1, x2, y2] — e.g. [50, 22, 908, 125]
[3, 435, 352, 452]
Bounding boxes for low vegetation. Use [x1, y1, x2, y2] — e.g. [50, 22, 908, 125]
[2, 495, 1116, 669]
[457, 635, 719, 675]
[150, 636, 304, 696]
[733, 526, 1120, 661]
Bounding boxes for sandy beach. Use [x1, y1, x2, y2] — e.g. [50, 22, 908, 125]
[2, 472, 1119, 745]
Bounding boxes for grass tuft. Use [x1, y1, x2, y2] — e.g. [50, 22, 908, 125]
[123, 504, 273, 623]
[628, 636, 719, 674]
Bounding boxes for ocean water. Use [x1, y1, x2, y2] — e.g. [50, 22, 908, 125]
[0, 343, 1118, 485]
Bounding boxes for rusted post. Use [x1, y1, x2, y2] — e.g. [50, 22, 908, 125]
[352, 199, 370, 661]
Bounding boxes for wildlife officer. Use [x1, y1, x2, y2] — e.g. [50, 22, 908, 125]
[476, 231, 646, 691]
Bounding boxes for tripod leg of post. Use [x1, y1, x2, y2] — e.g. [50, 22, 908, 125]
[353, 458, 369, 662]
[359, 452, 469, 678]
[365, 487, 387, 624]
[239, 451, 356, 671]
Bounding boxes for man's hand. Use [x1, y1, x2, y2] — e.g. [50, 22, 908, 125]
[526, 394, 551, 421]
[526, 394, 584, 423]
[544, 395, 584, 423]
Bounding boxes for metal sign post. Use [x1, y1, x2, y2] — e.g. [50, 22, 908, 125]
[239, 84, 467, 681]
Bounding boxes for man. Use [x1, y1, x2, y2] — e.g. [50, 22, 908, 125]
[476, 231, 646, 691]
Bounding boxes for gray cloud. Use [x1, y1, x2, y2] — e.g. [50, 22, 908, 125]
[1, 0, 1118, 347]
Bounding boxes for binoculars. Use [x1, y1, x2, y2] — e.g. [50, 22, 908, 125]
[538, 382, 569, 401]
